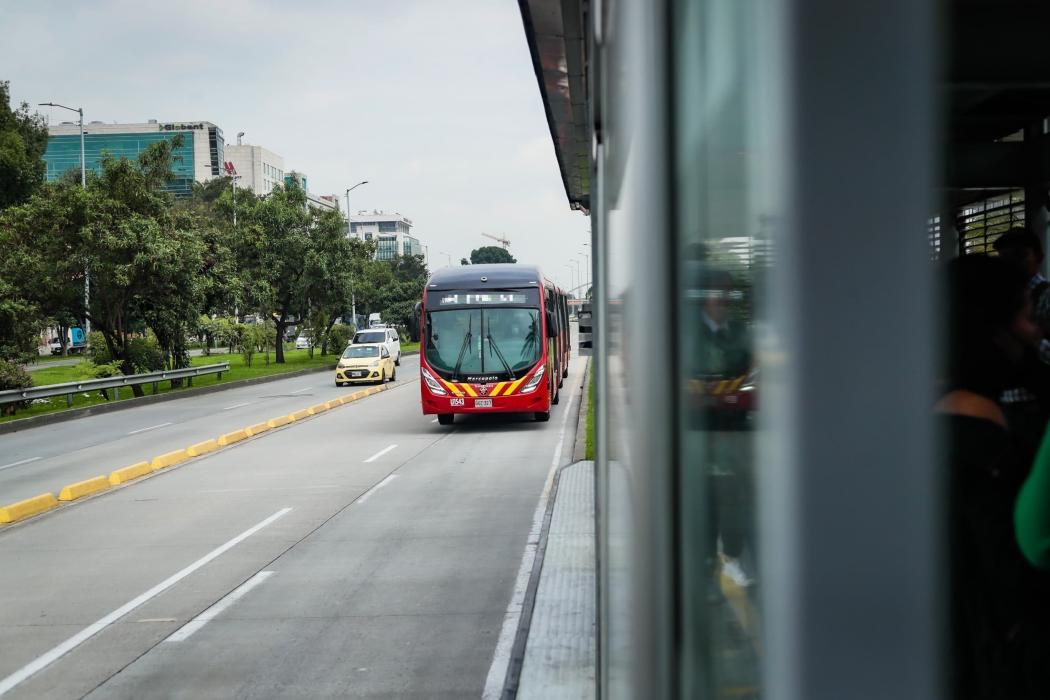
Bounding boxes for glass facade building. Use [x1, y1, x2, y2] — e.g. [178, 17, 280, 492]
[43, 122, 223, 198]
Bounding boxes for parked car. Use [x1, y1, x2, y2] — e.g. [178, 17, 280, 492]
[352, 327, 401, 366]
[295, 332, 312, 350]
[335, 343, 395, 386]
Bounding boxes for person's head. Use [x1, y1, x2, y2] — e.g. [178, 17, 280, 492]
[700, 269, 735, 326]
[945, 254, 1035, 397]
[992, 227, 1044, 278]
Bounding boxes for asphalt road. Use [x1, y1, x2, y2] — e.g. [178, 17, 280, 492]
[0, 351, 584, 699]
[0, 356, 419, 504]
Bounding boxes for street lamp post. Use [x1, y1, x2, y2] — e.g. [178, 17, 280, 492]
[345, 181, 369, 328]
[582, 242, 591, 291]
[438, 251, 453, 267]
[564, 263, 575, 294]
[40, 101, 89, 352]
[573, 258, 582, 294]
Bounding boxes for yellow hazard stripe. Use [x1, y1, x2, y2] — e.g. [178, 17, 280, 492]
[491, 382, 508, 397]
[461, 384, 478, 397]
[505, 376, 528, 396]
[443, 380, 463, 396]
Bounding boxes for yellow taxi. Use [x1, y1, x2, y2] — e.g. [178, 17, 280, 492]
[335, 343, 396, 386]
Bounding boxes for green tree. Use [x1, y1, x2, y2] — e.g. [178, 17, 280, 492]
[469, 246, 516, 264]
[234, 184, 353, 363]
[0, 138, 207, 395]
[0, 81, 48, 210]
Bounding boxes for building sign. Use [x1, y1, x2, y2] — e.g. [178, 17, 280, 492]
[223, 161, 238, 176]
[161, 123, 207, 131]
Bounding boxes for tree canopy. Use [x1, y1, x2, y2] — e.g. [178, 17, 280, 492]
[468, 246, 516, 264]
[0, 81, 49, 209]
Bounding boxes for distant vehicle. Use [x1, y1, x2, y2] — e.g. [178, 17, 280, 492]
[295, 332, 312, 350]
[368, 312, 383, 328]
[353, 327, 401, 366]
[335, 343, 395, 386]
[418, 263, 568, 425]
[49, 327, 87, 355]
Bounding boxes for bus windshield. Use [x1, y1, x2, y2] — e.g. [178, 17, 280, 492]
[426, 307, 542, 380]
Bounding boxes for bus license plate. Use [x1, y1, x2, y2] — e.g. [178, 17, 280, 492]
[474, 398, 493, 408]
[450, 398, 465, 407]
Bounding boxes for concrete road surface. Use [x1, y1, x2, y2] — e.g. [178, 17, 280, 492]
[0, 352, 583, 699]
[0, 357, 419, 504]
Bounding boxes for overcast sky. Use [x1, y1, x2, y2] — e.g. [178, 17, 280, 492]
[2, 0, 590, 290]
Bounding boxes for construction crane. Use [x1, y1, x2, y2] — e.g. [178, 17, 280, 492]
[482, 232, 511, 250]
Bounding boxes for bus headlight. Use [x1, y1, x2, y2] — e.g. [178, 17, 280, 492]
[421, 367, 447, 395]
[520, 364, 546, 394]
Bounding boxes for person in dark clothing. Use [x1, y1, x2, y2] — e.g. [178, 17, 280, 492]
[990, 228, 1050, 457]
[938, 255, 1050, 699]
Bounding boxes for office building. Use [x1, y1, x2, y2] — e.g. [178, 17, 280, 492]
[349, 210, 422, 260]
[223, 142, 284, 195]
[44, 120, 223, 197]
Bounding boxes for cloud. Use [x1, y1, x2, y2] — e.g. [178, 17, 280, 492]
[3, 0, 589, 286]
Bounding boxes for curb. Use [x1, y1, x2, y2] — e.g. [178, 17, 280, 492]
[0, 382, 396, 526]
[572, 358, 592, 463]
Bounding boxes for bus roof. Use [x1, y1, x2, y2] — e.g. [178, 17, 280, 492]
[426, 264, 545, 291]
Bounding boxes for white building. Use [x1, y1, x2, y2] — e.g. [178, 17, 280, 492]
[223, 142, 285, 195]
[349, 210, 423, 261]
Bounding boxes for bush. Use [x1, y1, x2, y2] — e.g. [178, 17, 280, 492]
[328, 323, 352, 351]
[90, 334, 165, 374]
[0, 359, 32, 415]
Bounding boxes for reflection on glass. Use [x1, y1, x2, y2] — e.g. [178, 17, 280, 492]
[673, 0, 779, 696]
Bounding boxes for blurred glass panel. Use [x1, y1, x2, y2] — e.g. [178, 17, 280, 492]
[672, 0, 783, 696]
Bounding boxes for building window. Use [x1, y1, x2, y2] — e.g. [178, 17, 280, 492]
[379, 221, 398, 233]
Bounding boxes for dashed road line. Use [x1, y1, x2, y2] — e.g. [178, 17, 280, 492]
[127, 422, 172, 436]
[166, 571, 275, 642]
[0, 457, 40, 472]
[356, 475, 399, 504]
[363, 444, 398, 463]
[222, 401, 256, 411]
[0, 507, 292, 696]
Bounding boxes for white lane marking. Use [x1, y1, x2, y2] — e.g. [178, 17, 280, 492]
[166, 571, 275, 642]
[0, 507, 291, 696]
[482, 372, 579, 700]
[431, 418, 439, 423]
[356, 475, 399, 504]
[363, 444, 398, 463]
[289, 386, 313, 395]
[0, 457, 40, 472]
[127, 422, 172, 435]
[222, 401, 256, 411]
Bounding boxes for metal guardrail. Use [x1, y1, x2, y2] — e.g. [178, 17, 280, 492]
[0, 363, 231, 408]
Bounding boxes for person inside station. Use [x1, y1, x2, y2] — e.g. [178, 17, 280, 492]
[937, 254, 1050, 699]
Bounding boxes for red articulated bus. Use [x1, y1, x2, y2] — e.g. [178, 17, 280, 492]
[417, 264, 569, 425]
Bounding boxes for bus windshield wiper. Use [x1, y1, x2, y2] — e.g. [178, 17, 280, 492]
[486, 318, 516, 380]
[452, 316, 473, 381]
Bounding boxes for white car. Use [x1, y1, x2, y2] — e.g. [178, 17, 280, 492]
[295, 333, 312, 350]
[353, 327, 401, 366]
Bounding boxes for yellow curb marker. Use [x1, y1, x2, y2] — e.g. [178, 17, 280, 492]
[152, 449, 190, 470]
[109, 461, 152, 485]
[267, 415, 292, 428]
[187, 439, 218, 457]
[308, 403, 328, 415]
[288, 409, 310, 421]
[217, 429, 249, 446]
[58, 476, 111, 502]
[325, 399, 342, 410]
[0, 493, 59, 524]
[246, 422, 271, 437]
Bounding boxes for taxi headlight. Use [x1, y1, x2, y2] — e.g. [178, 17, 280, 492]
[520, 364, 546, 394]
[421, 367, 447, 395]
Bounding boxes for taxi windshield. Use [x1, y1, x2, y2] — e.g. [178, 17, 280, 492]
[342, 345, 379, 359]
